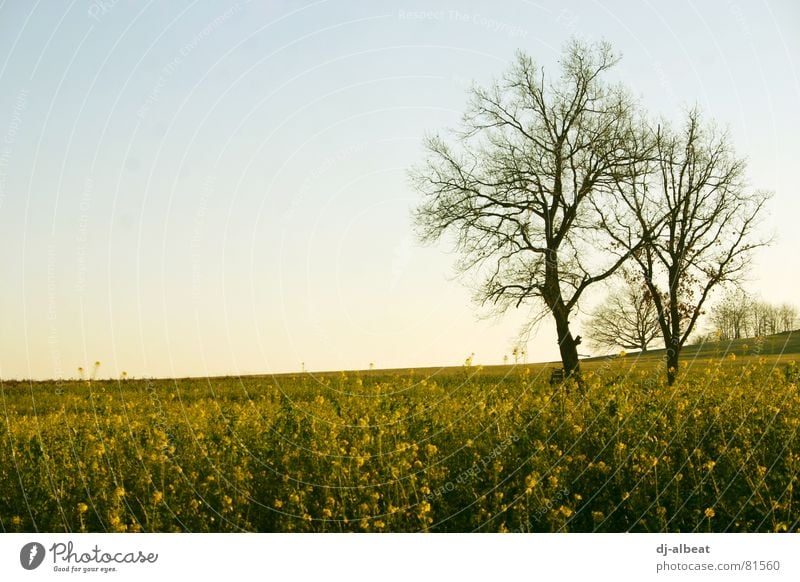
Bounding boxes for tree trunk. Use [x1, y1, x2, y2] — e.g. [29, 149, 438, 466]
[666, 272, 682, 386]
[542, 247, 582, 386]
[666, 345, 680, 386]
[554, 310, 581, 381]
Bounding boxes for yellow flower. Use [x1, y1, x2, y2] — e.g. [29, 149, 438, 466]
[114, 486, 126, 498]
[11, 515, 22, 526]
[152, 491, 163, 503]
[77, 503, 89, 514]
[704, 507, 715, 518]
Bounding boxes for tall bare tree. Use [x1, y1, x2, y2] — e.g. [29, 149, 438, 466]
[411, 41, 646, 380]
[607, 109, 771, 384]
[586, 272, 661, 352]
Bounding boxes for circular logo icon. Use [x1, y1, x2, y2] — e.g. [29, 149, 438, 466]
[20, 542, 46, 570]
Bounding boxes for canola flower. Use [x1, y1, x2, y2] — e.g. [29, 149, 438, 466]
[0, 358, 797, 532]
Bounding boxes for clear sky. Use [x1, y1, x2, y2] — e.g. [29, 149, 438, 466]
[0, 0, 798, 380]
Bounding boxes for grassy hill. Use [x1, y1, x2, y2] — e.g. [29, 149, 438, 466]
[338, 329, 799, 377]
[237, 330, 798, 386]
[3, 331, 797, 386]
[585, 329, 799, 362]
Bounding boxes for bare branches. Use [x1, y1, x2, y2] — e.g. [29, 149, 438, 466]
[610, 108, 772, 382]
[710, 291, 797, 339]
[586, 273, 661, 352]
[410, 40, 770, 385]
[410, 40, 646, 379]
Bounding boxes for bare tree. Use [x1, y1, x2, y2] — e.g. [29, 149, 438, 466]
[777, 303, 798, 333]
[751, 299, 778, 336]
[711, 293, 796, 339]
[607, 109, 771, 384]
[411, 41, 646, 381]
[710, 289, 753, 340]
[586, 271, 661, 352]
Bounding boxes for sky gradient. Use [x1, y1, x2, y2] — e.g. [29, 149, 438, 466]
[0, 0, 798, 379]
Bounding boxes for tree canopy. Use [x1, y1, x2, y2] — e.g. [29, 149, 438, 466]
[412, 40, 770, 385]
[412, 41, 647, 380]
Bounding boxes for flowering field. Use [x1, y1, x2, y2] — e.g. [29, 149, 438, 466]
[1, 356, 798, 532]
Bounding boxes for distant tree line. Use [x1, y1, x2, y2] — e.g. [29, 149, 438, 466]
[708, 290, 797, 340]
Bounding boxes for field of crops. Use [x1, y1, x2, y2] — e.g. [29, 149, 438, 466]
[1, 351, 798, 533]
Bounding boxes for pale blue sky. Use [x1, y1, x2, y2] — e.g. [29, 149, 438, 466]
[0, 0, 798, 379]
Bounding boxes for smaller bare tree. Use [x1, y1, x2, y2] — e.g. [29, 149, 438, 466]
[586, 272, 660, 352]
[604, 109, 771, 384]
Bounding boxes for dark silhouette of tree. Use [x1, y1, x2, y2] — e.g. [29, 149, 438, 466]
[604, 109, 771, 384]
[411, 41, 647, 382]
